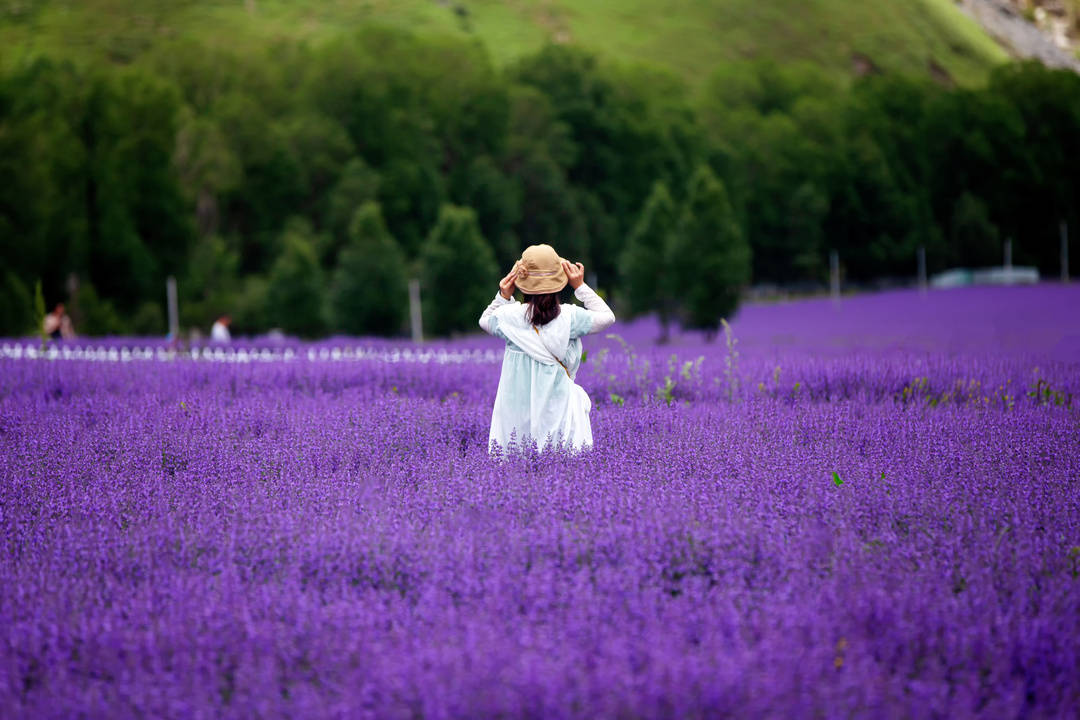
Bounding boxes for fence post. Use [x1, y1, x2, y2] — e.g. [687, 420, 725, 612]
[408, 278, 423, 343]
[166, 276, 179, 339]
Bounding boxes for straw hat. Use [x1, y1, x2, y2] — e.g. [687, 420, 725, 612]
[513, 244, 568, 294]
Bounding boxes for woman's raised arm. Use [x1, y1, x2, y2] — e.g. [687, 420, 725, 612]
[562, 261, 614, 335]
[479, 269, 520, 335]
[573, 283, 615, 334]
[479, 292, 512, 335]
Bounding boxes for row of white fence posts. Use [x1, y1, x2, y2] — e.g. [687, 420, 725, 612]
[828, 219, 1072, 303]
[163, 275, 427, 342]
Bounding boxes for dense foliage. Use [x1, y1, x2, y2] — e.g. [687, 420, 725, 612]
[1, 25, 1078, 337]
[2, 285, 1079, 716]
[329, 202, 409, 337]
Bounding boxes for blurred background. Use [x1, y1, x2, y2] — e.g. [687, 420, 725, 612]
[0, 0, 1077, 340]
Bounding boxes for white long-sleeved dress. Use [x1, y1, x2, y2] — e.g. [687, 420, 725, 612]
[479, 284, 615, 453]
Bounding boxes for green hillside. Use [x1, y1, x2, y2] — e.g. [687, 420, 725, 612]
[1, 0, 1007, 86]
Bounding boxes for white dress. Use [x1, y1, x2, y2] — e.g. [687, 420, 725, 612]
[479, 284, 615, 453]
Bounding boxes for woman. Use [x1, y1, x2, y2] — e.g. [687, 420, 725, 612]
[479, 244, 615, 453]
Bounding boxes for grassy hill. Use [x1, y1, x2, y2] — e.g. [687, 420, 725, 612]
[0, 0, 1008, 87]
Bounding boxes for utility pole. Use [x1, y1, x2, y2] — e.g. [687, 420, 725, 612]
[408, 278, 423, 343]
[166, 276, 179, 340]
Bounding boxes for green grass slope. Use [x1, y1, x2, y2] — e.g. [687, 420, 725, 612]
[1, 0, 1008, 86]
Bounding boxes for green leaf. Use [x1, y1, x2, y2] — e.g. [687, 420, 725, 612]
[832, 471, 843, 487]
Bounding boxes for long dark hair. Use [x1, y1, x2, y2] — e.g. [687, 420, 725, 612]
[525, 292, 561, 327]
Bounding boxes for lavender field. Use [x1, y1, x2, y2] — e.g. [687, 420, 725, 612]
[2, 285, 1079, 718]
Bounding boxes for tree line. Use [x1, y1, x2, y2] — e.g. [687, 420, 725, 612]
[1, 27, 1078, 338]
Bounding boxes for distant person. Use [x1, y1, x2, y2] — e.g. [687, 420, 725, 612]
[479, 244, 615, 453]
[43, 303, 75, 340]
[210, 315, 232, 343]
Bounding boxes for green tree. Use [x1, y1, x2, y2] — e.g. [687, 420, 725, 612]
[419, 205, 499, 336]
[451, 154, 521, 270]
[84, 67, 193, 310]
[377, 157, 445, 258]
[621, 181, 677, 340]
[329, 202, 408, 336]
[180, 234, 240, 331]
[0, 58, 89, 307]
[503, 86, 587, 264]
[266, 219, 326, 337]
[213, 92, 306, 273]
[671, 166, 751, 338]
[950, 193, 1001, 268]
[513, 44, 699, 284]
[173, 111, 242, 238]
[321, 157, 381, 263]
[0, 272, 34, 337]
[74, 282, 127, 336]
[985, 62, 1080, 270]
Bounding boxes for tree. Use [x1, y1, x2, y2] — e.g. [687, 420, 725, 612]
[419, 205, 499, 336]
[329, 202, 408, 336]
[950, 193, 1000, 268]
[513, 44, 699, 284]
[85, 67, 193, 310]
[451, 155, 521, 270]
[73, 281, 126, 336]
[180, 233, 240, 332]
[671, 165, 750, 339]
[621, 181, 677, 341]
[0, 271, 34, 337]
[377, 157, 445, 258]
[321, 157, 381, 264]
[0, 58, 89, 307]
[266, 219, 326, 337]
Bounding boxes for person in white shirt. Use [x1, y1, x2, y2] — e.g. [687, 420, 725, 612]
[479, 244, 615, 454]
[210, 315, 232, 343]
[43, 303, 75, 340]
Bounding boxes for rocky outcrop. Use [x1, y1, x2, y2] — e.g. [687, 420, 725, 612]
[958, 0, 1080, 71]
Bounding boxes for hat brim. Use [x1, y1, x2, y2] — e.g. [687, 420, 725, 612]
[515, 256, 569, 295]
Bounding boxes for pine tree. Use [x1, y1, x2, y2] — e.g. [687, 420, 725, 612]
[266, 219, 326, 337]
[671, 165, 751, 339]
[419, 205, 499, 336]
[329, 202, 408, 336]
[621, 181, 677, 341]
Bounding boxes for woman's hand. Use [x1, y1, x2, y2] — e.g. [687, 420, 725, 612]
[498, 268, 518, 299]
[562, 260, 585, 289]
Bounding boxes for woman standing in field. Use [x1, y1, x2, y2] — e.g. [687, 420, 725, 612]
[479, 244, 615, 453]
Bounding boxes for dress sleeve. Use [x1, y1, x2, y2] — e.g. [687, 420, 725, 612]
[479, 293, 513, 339]
[569, 283, 615, 338]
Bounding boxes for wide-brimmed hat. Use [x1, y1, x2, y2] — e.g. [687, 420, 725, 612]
[513, 244, 568, 295]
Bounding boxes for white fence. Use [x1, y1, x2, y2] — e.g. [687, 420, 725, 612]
[0, 343, 501, 365]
